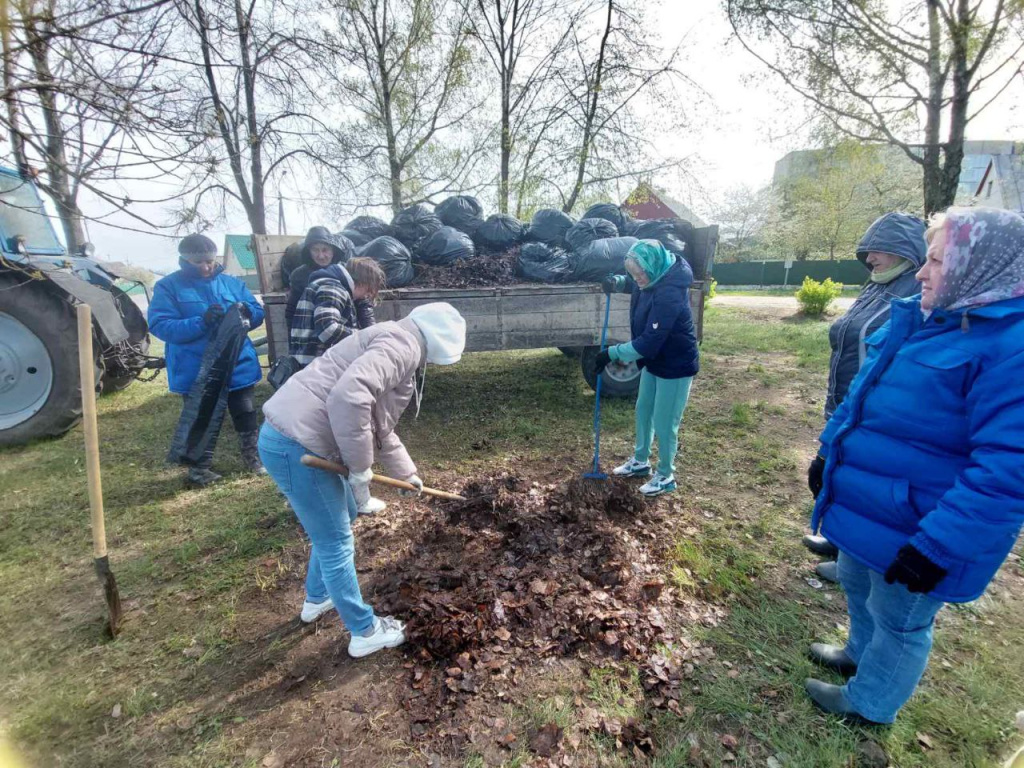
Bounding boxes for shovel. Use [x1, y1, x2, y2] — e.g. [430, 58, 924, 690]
[77, 304, 123, 637]
[584, 292, 612, 480]
[300, 455, 466, 501]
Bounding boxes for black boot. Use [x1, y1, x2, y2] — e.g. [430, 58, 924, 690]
[815, 560, 839, 584]
[239, 429, 266, 474]
[186, 447, 222, 488]
[805, 679, 884, 725]
[802, 534, 839, 559]
[809, 643, 858, 676]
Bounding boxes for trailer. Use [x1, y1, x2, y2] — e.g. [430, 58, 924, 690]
[252, 228, 716, 397]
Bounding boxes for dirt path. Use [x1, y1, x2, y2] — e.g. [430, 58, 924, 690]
[714, 294, 856, 313]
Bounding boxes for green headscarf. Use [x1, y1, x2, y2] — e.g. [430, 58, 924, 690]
[626, 239, 677, 289]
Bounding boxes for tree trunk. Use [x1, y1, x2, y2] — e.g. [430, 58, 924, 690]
[937, 0, 971, 213]
[499, 76, 511, 214]
[563, 0, 613, 214]
[24, 7, 86, 252]
[1, 0, 28, 176]
[921, 0, 948, 216]
[235, 0, 266, 234]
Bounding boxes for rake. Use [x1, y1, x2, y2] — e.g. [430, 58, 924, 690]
[584, 291, 612, 481]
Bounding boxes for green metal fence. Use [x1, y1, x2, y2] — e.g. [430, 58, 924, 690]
[712, 259, 869, 287]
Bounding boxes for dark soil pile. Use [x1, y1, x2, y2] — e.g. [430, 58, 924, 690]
[367, 475, 702, 745]
[407, 248, 520, 289]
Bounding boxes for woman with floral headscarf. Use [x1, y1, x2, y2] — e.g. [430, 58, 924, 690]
[596, 239, 699, 497]
[803, 207, 1024, 725]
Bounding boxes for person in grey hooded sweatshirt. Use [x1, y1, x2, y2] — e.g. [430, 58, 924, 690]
[804, 213, 927, 577]
[259, 303, 466, 658]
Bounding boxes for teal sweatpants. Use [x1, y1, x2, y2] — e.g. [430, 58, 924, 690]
[633, 369, 693, 477]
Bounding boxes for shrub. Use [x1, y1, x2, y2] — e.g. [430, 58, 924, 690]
[795, 276, 842, 316]
[708, 278, 718, 299]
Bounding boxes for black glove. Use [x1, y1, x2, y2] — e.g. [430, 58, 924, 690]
[593, 349, 612, 375]
[203, 304, 225, 327]
[807, 455, 825, 499]
[884, 544, 947, 594]
[601, 275, 620, 295]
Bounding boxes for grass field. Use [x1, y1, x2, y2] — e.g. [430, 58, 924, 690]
[1, 305, 1021, 767]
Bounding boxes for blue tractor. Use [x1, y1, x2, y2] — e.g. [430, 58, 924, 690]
[0, 166, 160, 446]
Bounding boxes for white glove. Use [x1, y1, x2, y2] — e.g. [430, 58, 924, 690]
[398, 474, 423, 498]
[348, 467, 373, 507]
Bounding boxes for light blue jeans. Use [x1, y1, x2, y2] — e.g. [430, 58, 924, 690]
[837, 551, 944, 723]
[258, 423, 375, 634]
[634, 370, 693, 477]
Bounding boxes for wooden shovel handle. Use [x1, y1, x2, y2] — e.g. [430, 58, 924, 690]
[77, 304, 107, 559]
[299, 454, 466, 501]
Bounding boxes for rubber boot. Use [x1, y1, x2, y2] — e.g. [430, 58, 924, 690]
[186, 447, 222, 488]
[804, 679, 882, 725]
[808, 643, 858, 676]
[802, 534, 839, 559]
[239, 429, 267, 474]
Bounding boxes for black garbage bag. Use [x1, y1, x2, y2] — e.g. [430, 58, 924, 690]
[416, 226, 476, 266]
[474, 214, 525, 252]
[346, 215, 392, 239]
[167, 305, 250, 466]
[392, 204, 442, 248]
[516, 242, 573, 283]
[620, 213, 638, 236]
[631, 217, 693, 245]
[568, 237, 638, 283]
[359, 236, 415, 287]
[528, 209, 576, 247]
[436, 195, 484, 235]
[566, 218, 618, 252]
[339, 228, 373, 249]
[582, 202, 626, 234]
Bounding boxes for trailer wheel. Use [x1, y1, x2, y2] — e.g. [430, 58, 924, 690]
[0, 278, 86, 446]
[580, 346, 641, 398]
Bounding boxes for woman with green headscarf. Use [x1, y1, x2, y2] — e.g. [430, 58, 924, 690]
[596, 239, 700, 496]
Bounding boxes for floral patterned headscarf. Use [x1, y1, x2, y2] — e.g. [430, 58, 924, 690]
[937, 207, 1024, 311]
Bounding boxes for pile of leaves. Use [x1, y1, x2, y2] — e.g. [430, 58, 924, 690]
[409, 248, 520, 289]
[366, 475, 713, 753]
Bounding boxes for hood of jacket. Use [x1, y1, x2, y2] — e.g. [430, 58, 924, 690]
[856, 212, 927, 269]
[308, 263, 355, 294]
[178, 256, 225, 281]
[407, 302, 466, 365]
[301, 226, 352, 267]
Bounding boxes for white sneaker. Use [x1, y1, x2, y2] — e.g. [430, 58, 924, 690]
[612, 458, 652, 477]
[348, 616, 406, 658]
[639, 473, 677, 497]
[300, 597, 335, 623]
[357, 497, 387, 515]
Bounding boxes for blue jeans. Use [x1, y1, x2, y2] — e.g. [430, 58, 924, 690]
[258, 423, 375, 634]
[837, 551, 944, 723]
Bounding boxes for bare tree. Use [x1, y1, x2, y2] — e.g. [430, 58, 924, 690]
[1, 0, 192, 251]
[326, 0, 489, 214]
[727, 0, 1024, 215]
[471, 0, 591, 213]
[712, 184, 779, 262]
[170, 0, 334, 234]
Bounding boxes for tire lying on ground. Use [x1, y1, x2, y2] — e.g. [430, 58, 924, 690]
[0, 277, 93, 446]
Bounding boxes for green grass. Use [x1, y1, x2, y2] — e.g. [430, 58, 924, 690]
[716, 287, 863, 297]
[1, 306, 1021, 768]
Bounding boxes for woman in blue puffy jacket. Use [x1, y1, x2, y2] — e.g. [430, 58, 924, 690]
[804, 207, 1024, 725]
[148, 234, 266, 487]
[596, 239, 699, 497]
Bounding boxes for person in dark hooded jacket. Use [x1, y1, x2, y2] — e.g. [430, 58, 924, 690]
[289, 257, 386, 365]
[148, 234, 266, 487]
[283, 226, 373, 329]
[804, 213, 926, 573]
[595, 240, 699, 497]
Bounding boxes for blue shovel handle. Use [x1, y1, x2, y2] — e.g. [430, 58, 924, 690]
[590, 293, 612, 476]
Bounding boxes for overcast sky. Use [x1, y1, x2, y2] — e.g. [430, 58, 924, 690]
[41, 0, 1024, 273]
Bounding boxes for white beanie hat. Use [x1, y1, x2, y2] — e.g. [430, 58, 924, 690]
[408, 302, 466, 365]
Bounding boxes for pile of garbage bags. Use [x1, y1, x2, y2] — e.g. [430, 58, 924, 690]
[335, 197, 699, 288]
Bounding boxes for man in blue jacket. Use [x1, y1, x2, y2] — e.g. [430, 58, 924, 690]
[149, 234, 266, 487]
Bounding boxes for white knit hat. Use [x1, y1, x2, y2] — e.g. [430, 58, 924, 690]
[407, 302, 467, 365]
